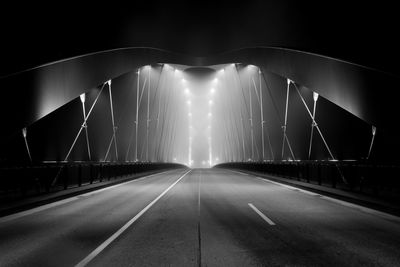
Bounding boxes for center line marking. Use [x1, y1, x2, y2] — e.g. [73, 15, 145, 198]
[248, 203, 276, 226]
[75, 169, 192, 267]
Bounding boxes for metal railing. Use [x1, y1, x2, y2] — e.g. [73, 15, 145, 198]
[0, 162, 185, 200]
[216, 161, 400, 200]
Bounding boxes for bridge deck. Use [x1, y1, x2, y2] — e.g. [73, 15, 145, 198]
[1, 168, 399, 266]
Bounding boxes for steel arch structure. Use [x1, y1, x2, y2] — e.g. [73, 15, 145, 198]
[1, 46, 396, 140]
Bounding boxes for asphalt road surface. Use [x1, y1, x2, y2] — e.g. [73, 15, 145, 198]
[1, 168, 400, 266]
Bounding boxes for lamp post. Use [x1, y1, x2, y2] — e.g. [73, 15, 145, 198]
[281, 79, 296, 161]
[135, 69, 140, 162]
[146, 66, 151, 162]
[248, 77, 255, 160]
[308, 92, 319, 159]
[103, 80, 118, 162]
[281, 79, 290, 160]
[258, 69, 265, 161]
[22, 127, 32, 163]
[367, 126, 377, 160]
[80, 93, 91, 161]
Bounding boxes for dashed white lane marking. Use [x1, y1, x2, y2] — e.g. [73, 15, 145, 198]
[0, 169, 178, 224]
[248, 203, 276, 226]
[229, 170, 400, 224]
[75, 169, 192, 267]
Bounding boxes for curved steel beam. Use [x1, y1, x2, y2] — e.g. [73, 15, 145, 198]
[0, 46, 396, 140]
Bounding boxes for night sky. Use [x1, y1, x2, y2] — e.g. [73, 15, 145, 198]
[1, 0, 399, 77]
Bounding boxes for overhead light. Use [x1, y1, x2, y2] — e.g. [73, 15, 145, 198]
[80, 93, 86, 103]
[107, 80, 112, 86]
[185, 88, 190, 94]
[313, 92, 319, 102]
[287, 78, 292, 85]
[210, 88, 215, 94]
[372, 126, 377, 136]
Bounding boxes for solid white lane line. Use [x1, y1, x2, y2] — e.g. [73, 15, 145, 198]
[248, 203, 276, 226]
[79, 169, 175, 197]
[0, 169, 178, 224]
[318, 195, 400, 223]
[230, 170, 319, 196]
[230, 170, 400, 223]
[255, 177, 320, 196]
[75, 169, 192, 267]
[0, 197, 79, 224]
[256, 177, 400, 223]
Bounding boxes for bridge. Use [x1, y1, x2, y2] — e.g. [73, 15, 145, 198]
[1, 2, 400, 266]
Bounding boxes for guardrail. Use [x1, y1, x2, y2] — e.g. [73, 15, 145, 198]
[0, 162, 185, 200]
[215, 161, 400, 200]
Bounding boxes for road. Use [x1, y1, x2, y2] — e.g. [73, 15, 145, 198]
[1, 168, 400, 266]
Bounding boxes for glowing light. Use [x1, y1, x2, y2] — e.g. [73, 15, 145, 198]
[185, 88, 190, 94]
[216, 157, 219, 161]
[107, 80, 112, 86]
[187, 100, 191, 105]
[213, 78, 218, 83]
[287, 78, 292, 85]
[208, 112, 212, 117]
[210, 88, 215, 94]
[188, 113, 192, 117]
[143, 65, 151, 70]
[175, 69, 181, 74]
[22, 127, 27, 138]
[218, 69, 225, 74]
[80, 93, 86, 103]
[313, 92, 319, 102]
[181, 79, 186, 83]
[209, 100, 213, 105]
[372, 126, 377, 136]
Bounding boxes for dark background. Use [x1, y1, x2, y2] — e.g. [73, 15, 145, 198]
[1, 0, 399, 77]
